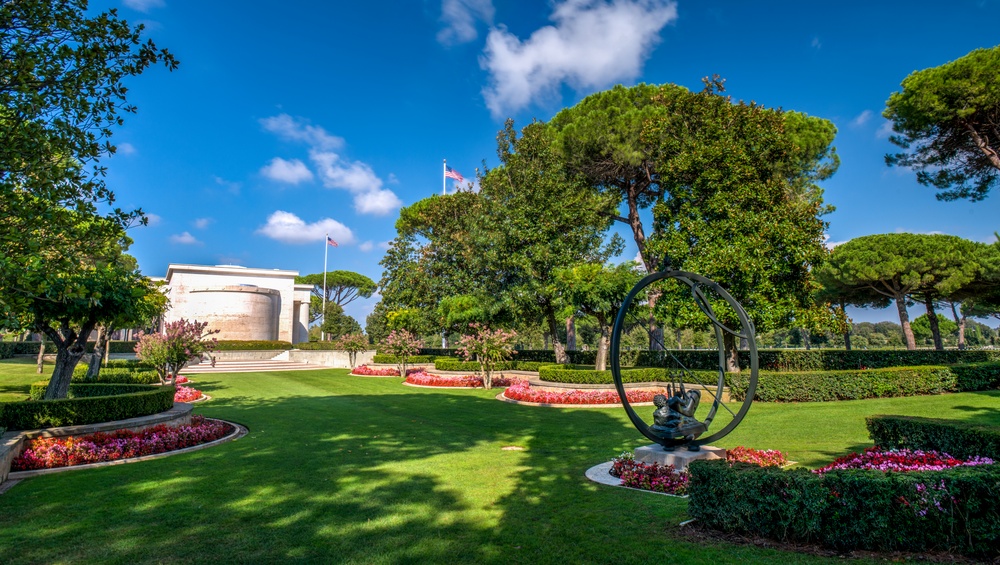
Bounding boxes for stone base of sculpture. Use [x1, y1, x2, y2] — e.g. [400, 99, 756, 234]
[634, 444, 726, 472]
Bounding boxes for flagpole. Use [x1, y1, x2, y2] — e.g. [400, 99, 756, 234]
[322, 233, 329, 341]
[442, 159, 446, 195]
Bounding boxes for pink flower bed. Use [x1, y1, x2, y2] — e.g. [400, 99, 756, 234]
[405, 371, 523, 388]
[12, 416, 231, 471]
[351, 365, 423, 376]
[174, 385, 203, 402]
[814, 447, 994, 474]
[174, 376, 189, 384]
[727, 446, 788, 467]
[610, 453, 689, 495]
[503, 382, 664, 405]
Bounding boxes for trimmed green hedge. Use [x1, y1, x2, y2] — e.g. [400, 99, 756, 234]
[729, 366, 957, 402]
[951, 361, 1000, 390]
[1, 384, 175, 430]
[0, 342, 15, 359]
[432, 357, 547, 372]
[372, 354, 437, 364]
[420, 347, 1000, 371]
[215, 340, 292, 350]
[867, 415, 1000, 461]
[5, 341, 138, 355]
[72, 365, 159, 384]
[536, 364, 719, 386]
[296, 342, 370, 350]
[688, 459, 1000, 557]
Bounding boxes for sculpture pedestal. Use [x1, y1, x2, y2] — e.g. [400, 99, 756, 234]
[634, 444, 726, 472]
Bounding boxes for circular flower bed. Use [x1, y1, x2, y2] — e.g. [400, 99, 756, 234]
[726, 446, 788, 467]
[502, 382, 664, 405]
[814, 447, 994, 474]
[351, 365, 422, 377]
[405, 371, 523, 388]
[174, 385, 204, 402]
[12, 416, 232, 471]
[610, 452, 689, 494]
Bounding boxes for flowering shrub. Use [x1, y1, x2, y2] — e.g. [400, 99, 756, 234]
[726, 446, 788, 467]
[351, 365, 422, 376]
[12, 416, 230, 471]
[457, 324, 517, 389]
[135, 319, 219, 384]
[503, 382, 664, 405]
[814, 447, 994, 474]
[174, 386, 203, 402]
[380, 330, 423, 377]
[174, 376, 189, 384]
[335, 333, 370, 368]
[405, 371, 523, 388]
[609, 452, 689, 495]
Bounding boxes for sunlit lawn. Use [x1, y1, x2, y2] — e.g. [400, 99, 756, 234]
[0, 357, 998, 564]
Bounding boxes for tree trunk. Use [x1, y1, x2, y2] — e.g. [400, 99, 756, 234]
[895, 295, 916, 350]
[86, 326, 107, 380]
[565, 315, 577, 351]
[41, 322, 95, 400]
[950, 302, 966, 350]
[924, 296, 943, 350]
[647, 288, 664, 351]
[676, 328, 682, 350]
[546, 307, 568, 364]
[844, 330, 852, 351]
[594, 324, 610, 371]
[723, 332, 741, 373]
[799, 328, 811, 350]
[36, 341, 45, 374]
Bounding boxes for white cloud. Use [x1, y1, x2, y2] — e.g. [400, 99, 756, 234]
[378, 241, 392, 250]
[192, 217, 213, 229]
[811, 36, 821, 49]
[876, 120, 894, 139]
[170, 231, 202, 245]
[144, 213, 162, 227]
[116, 142, 137, 156]
[894, 228, 945, 235]
[256, 210, 356, 245]
[260, 157, 314, 185]
[213, 176, 241, 195]
[310, 150, 402, 215]
[387, 173, 400, 184]
[851, 110, 872, 127]
[123, 0, 164, 12]
[260, 114, 343, 151]
[359, 241, 375, 252]
[480, 0, 678, 117]
[438, 0, 495, 45]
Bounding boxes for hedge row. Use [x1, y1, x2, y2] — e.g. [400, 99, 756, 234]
[214, 340, 292, 350]
[372, 354, 437, 364]
[728, 362, 1000, 402]
[295, 342, 371, 350]
[420, 348, 1000, 371]
[1, 384, 175, 430]
[0, 342, 15, 359]
[432, 357, 547, 372]
[688, 459, 1000, 557]
[4, 341, 139, 355]
[537, 364, 720, 386]
[867, 415, 1000, 461]
[71, 365, 160, 384]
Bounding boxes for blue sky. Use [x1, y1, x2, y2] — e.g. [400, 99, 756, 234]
[99, 0, 1000, 326]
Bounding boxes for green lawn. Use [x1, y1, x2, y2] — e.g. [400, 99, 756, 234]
[1, 359, 998, 564]
[0, 357, 47, 402]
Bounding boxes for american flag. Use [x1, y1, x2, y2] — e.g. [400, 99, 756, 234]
[327, 236, 338, 247]
[444, 165, 464, 183]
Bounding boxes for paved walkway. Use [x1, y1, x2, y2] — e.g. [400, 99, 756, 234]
[182, 360, 324, 374]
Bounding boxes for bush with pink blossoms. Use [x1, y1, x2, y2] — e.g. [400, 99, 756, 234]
[380, 330, 423, 378]
[726, 446, 788, 467]
[12, 416, 230, 471]
[503, 382, 664, 405]
[609, 452, 688, 495]
[405, 371, 524, 388]
[174, 385, 203, 402]
[457, 324, 517, 390]
[135, 319, 219, 384]
[351, 365, 423, 376]
[814, 447, 994, 474]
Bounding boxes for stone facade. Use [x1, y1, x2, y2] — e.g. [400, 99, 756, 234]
[158, 264, 313, 344]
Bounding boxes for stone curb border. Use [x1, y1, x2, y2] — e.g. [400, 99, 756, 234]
[495, 391, 654, 408]
[5, 419, 248, 482]
[584, 461, 688, 498]
[349, 373, 403, 378]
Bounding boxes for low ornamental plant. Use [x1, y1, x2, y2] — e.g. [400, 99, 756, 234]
[351, 365, 422, 376]
[609, 452, 689, 495]
[335, 333, 370, 368]
[726, 446, 788, 467]
[12, 416, 230, 471]
[502, 382, 664, 405]
[380, 330, 423, 378]
[174, 385, 203, 403]
[813, 447, 994, 474]
[405, 371, 523, 388]
[456, 324, 518, 390]
[135, 319, 219, 384]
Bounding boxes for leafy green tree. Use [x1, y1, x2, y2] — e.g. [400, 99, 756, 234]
[474, 120, 621, 363]
[295, 271, 376, 323]
[818, 233, 983, 350]
[320, 303, 361, 341]
[911, 314, 958, 346]
[365, 301, 391, 345]
[884, 46, 1000, 201]
[640, 81, 835, 370]
[554, 263, 643, 370]
[815, 261, 892, 351]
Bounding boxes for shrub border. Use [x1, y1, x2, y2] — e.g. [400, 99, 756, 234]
[1, 384, 176, 430]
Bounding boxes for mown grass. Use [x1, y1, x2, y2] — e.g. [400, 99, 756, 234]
[0, 359, 998, 563]
[0, 357, 47, 402]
